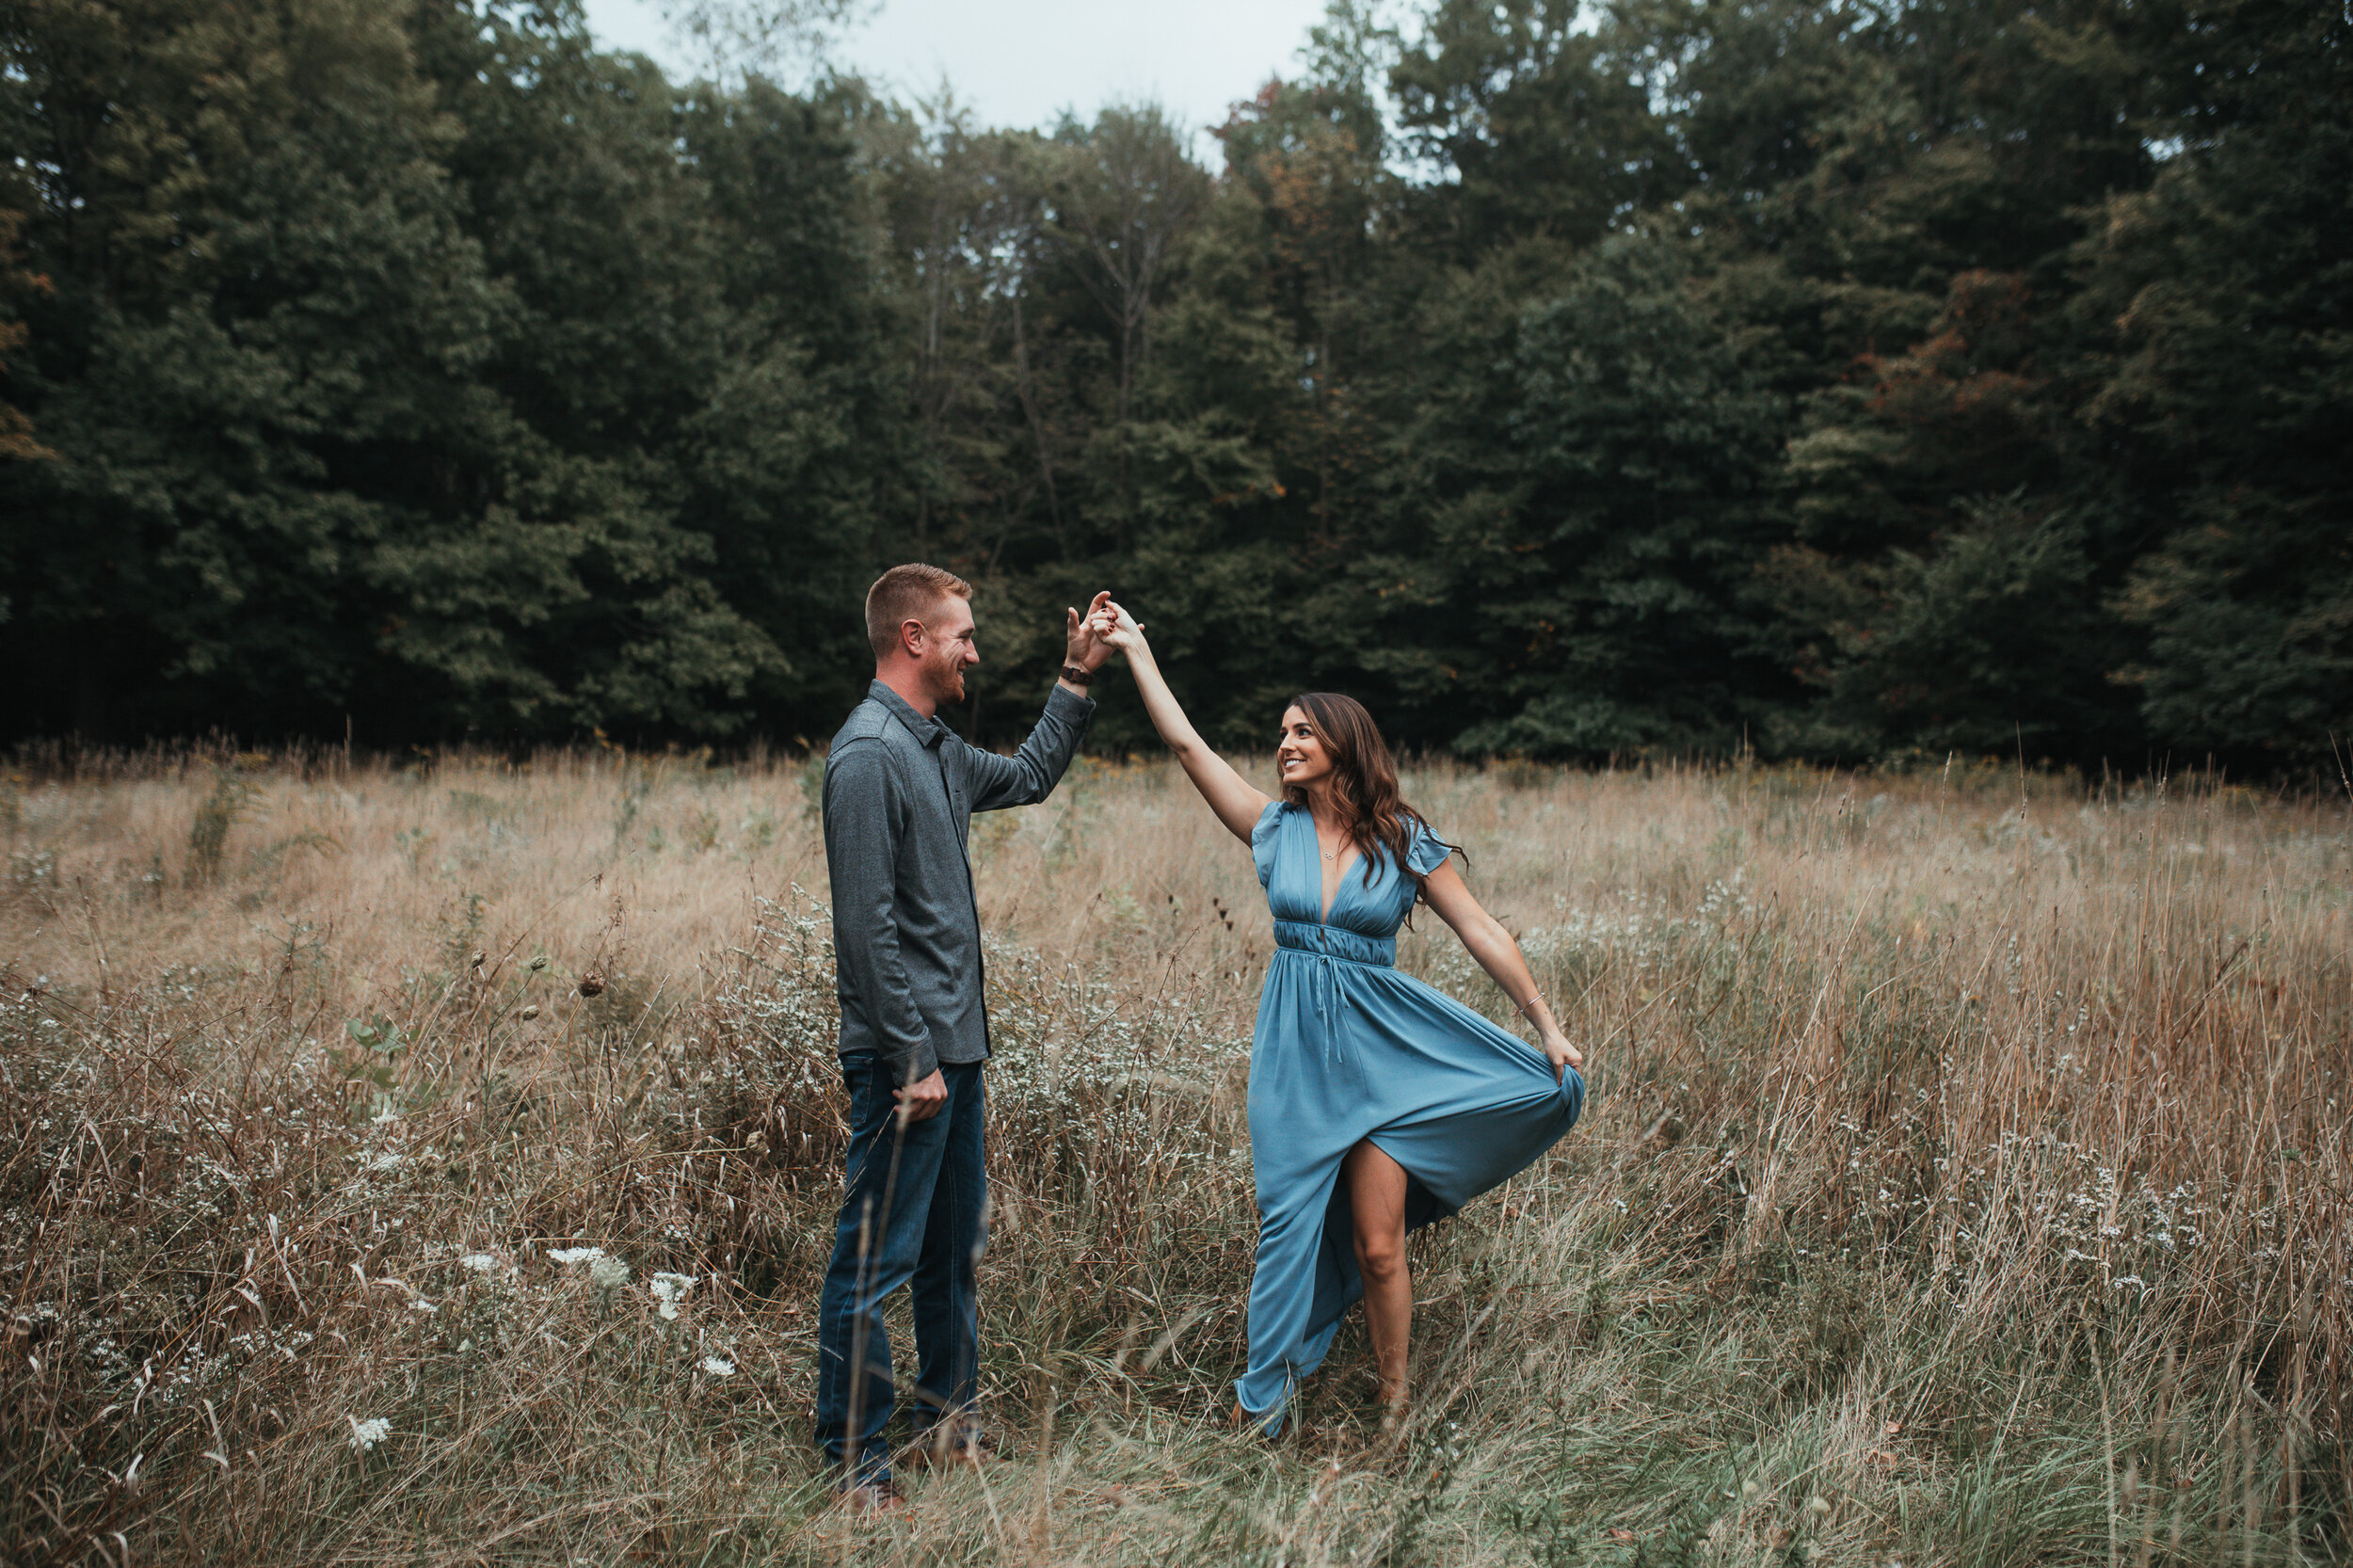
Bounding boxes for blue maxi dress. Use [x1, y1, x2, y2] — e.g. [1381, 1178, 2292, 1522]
[1236, 801, 1586, 1431]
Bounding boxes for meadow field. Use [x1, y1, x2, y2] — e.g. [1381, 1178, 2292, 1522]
[1, 747, 2346, 1565]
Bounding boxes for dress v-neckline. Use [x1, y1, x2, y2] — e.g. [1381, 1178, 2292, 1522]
[1307, 812, 1362, 925]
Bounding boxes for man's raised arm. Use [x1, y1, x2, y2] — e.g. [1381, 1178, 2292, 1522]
[822, 741, 937, 1086]
[965, 595, 1111, 811]
[964, 684, 1096, 812]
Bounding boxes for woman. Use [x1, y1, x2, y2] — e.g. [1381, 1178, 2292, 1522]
[1090, 603, 1585, 1433]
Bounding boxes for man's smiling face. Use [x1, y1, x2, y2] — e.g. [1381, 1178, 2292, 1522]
[922, 594, 981, 708]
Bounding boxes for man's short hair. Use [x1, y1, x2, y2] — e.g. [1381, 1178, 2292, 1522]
[866, 563, 973, 660]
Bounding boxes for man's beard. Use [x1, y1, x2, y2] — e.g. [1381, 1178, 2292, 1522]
[926, 651, 966, 707]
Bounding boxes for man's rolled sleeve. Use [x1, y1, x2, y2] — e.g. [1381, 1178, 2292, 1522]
[822, 741, 939, 1085]
[965, 684, 1096, 811]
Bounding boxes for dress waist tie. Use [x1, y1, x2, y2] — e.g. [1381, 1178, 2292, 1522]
[1271, 920, 1395, 1070]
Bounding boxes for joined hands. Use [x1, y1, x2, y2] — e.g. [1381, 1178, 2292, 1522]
[1063, 590, 1119, 678]
[1086, 600, 1145, 655]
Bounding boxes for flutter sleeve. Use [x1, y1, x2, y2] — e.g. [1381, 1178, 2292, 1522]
[1406, 817, 1455, 877]
[1250, 799, 1288, 888]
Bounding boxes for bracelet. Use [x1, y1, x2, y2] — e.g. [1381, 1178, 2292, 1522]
[1059, 664, 1096, 687]
[1516, 994, 1544, 1020]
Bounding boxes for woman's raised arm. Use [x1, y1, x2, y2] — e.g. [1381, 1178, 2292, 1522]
[1095, 603, 1272, 844]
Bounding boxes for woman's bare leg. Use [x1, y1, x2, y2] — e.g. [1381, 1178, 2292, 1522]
[1343, 1140, 1412, 1408]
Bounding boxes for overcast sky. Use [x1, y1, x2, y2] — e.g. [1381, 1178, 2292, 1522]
[577, 0, 1337, 157]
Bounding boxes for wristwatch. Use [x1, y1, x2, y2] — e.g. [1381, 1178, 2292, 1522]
[1060, 664, 1096, 687]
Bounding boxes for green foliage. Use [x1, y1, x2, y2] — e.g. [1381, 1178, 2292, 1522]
[2076, 0, 2353, 765]
[1449, 236, 1788, 756]
[332, 1012, 413, 1094]
[0, 208, 50, 466]
[0, 0, 2343, 770]
[1392, 0, 1682, 258]
[1765, 496, 2133, 760]
[0, 0, 876, 744]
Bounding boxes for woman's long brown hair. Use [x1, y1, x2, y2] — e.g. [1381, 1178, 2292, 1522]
[1282, 692, 1461, 899]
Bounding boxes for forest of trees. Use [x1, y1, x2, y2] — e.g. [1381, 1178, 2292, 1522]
[1, 0, 2345, 770]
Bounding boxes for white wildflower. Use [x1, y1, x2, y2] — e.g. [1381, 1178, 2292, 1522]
[548, 1247, 605, 1265]
[649, 1273, 696, 1320]
[366, 1152, 406, 1174]
[588, 1256, 631, 1291]
[348, 1416, 391, 1452]
[458, 1255, 500, 1273]
[408, 1299, 437, 1314]
[700, 1355, 736, 1377]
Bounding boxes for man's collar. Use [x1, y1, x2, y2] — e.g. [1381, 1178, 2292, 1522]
[868, 679, 948, 748]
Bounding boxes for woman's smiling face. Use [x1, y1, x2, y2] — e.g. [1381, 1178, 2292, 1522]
[1276, 706, 1334, 791]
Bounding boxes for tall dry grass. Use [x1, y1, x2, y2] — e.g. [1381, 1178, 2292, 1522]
[1, 746, 2346, 1565]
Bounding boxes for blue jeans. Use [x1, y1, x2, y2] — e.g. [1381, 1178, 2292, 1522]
[812, 1052, 986, 1484]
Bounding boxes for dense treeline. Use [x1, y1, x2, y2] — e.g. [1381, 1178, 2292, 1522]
[1, 0, 2345, 768]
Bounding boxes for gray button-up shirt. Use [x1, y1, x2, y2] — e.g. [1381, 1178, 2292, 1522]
[822, 680, 1096, 1085]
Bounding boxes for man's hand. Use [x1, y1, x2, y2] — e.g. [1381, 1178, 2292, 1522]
[1064, 590, 1116, 674]
[895, 1068, 948, 1124]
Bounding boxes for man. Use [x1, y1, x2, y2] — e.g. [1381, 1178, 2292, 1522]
[815, 564, 1113, 1510]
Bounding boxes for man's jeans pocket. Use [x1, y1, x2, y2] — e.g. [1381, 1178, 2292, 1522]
[840, 1049, 880, 1125]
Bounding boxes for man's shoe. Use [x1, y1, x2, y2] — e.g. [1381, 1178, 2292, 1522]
[904, 1421, 997, 1472]
[836, 1477, 907, 1514]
